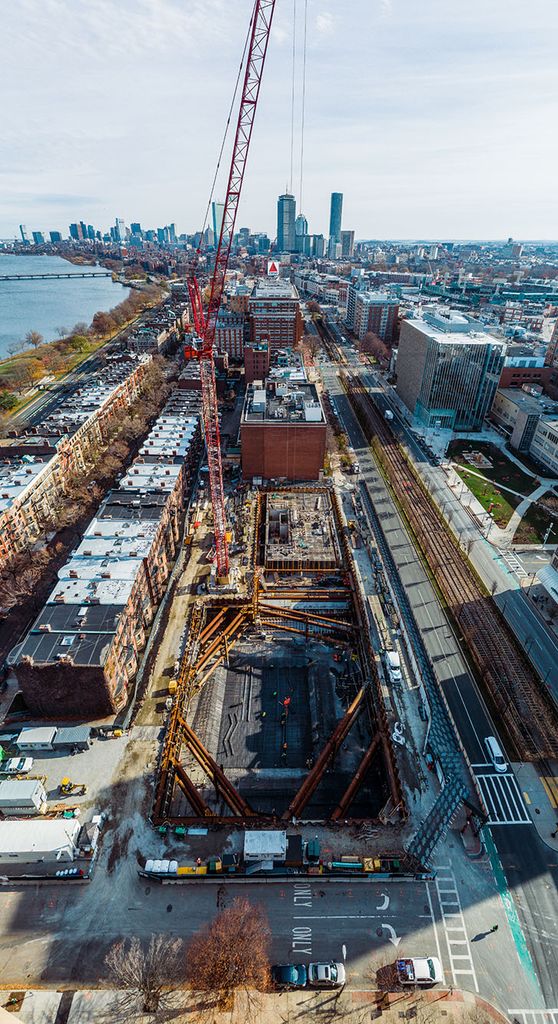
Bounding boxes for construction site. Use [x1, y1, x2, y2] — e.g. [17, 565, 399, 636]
[154, 486, 408, 835]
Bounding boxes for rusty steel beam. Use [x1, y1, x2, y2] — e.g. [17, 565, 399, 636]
[258, 602, 354, 631]
[282, 688, 365, 820]
[259, 619, 348, 644]
[177, 715, 255, 818]
[331, 733, 381, 821]
[174, 762, 213, 817]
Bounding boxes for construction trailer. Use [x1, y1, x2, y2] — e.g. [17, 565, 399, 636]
[0, 779, 48, 817]
[0, 818, 81, 863]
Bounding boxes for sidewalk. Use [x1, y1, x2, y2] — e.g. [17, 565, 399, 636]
[1, 986, 513, 1024]
[514, 761, 558, 852]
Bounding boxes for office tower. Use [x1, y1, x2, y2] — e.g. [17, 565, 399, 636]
[295, 214, 309, 254]
[341, 230, 355, 258]
[169, 223, 177, 243]
[115, 218, 126, 242]
[87, 225, 96, 240]
[328, 191, 343, 249]
[69, 222, 84, 241]
[80, 221, 88, 240]
[19, 225, 31, 244]
[212, 201, 225, 245]
[49, 231, 62, 243]
[257, 233, 270, 253]
[277, 193, 296, 252]
[204, 226, 215, 248]
[130, 223, 142, 237]
[32, 231, 45, 245]
[396, 309, 506, 430]
[311, 234, 325, 258]
[157, 227, 166, 245]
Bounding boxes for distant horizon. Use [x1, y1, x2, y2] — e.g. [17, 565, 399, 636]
[1, 0, 557, 239]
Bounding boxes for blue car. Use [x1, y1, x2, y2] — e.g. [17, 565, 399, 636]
[271, 964, 308, 990]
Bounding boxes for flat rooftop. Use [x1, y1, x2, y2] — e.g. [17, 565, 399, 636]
[243, 381, 324, 424]
[496, 388, 558, 415]
[250, 280, 298, 300]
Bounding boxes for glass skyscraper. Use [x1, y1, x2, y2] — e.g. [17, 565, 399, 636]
[277, 193, 296, 252]
[328, 192, 343, 243]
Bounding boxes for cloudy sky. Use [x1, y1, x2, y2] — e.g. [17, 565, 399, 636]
[1, 0, 557, 241]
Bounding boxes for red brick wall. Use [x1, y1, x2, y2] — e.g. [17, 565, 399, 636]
[499, 366, 552, 388]
[241, 422, 326, 480]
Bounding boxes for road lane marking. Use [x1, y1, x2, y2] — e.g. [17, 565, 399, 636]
[434, 867, 478, 992]
[540, 776, 558, 809]
[425, 882, 446, 987]
[475, 772, 531, 825]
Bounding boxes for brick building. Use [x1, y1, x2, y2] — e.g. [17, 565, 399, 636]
[352, 291, 399, 343]
[248, 280, 303, 352]
[244, 341, 270, 384]
[241, 381, 326, 481]
[15, 392, 202, 718]
[0, 357, 151, 564]
[214, 311, 246, 359]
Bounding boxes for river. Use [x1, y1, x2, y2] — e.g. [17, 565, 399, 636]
[0, 253, 130, 360]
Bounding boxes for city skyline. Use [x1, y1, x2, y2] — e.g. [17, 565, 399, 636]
[1, 0, 557, 239]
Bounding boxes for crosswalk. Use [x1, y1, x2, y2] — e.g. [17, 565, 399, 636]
[498, 548, 528, 579]
[473, 769, 532, 825]
[433, 864, 478, 992]
[508, 1011, 558, 1024]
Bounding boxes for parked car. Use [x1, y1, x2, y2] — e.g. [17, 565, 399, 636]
[308, 962, 346, 989]
[271, 964, 308, 990]
[396, 957, 443, 986]
[1, 756, 34, 775]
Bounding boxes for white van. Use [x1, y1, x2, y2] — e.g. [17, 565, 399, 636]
[385, 650, 402, 682]
[485, 735, 507, 773]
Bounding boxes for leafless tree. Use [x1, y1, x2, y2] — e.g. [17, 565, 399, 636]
[55, 325, 68, 339]
[105, 934, 185, 1016]
[6, 340, 25, 356]
[25, 330, 44, 349]
[186, 897, 271, 1016]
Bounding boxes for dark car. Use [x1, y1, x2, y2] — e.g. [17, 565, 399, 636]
[271, 964, 308, 990]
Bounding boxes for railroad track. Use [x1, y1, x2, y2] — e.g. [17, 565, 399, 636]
[342, 369, 558, 761]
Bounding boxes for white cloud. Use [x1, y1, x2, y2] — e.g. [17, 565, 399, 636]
[0, 0, 557, 238]
[316, 12, 335, 36]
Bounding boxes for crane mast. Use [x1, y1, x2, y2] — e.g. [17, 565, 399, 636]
[191, 0, 275, 580]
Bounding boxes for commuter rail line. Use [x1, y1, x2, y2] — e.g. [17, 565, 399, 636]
[341, 369, 558, 762]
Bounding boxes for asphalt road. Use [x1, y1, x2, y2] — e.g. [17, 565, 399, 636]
[319, 342, 558, 1010]
[356, 363, 558, 696]
[0, 847, 541, 1012]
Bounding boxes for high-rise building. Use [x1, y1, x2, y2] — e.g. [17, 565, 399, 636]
[277, 193, 296, 252]
[328, 191, 343, 246]
[396, 309, 506, 430]
[353, 292, 399, 344]
[19, 225, 31, 244]
[249, 279, 303, 351]
[80, 221, 88, 240]
[130, 223, 143, 237]
[32, 231, 45, 245]
[49, 231, 62, 243]
[211, 201, 225, 245]
[69, 222, 84, 241]
[311, 234, 325, 258]
[115, 218, 126, 242]
[341, 230, 355, 258]
[87, 225, 96, 240]
[169, 223, 177, 244]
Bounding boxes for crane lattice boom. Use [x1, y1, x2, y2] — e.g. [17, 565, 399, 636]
[193, 0, 275, 579]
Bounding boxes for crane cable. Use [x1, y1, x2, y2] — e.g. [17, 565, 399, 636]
[298, 0, 308, 213]
[199, 1, 257, 245]
[289, 0, 297, 194]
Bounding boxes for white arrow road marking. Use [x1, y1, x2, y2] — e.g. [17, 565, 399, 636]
[376, 893, 389, 911]
[382, 923, 401, 947]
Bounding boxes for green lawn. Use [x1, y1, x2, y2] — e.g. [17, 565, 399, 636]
[453, 465, 522, 526]
[516, 501, 558, 544]
[448, 440, 535, 495]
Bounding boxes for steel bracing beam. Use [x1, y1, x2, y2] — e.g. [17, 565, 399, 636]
[282, 688, 366, 820]
[177, 715, 254, 817]
[331, 733, 381, 821]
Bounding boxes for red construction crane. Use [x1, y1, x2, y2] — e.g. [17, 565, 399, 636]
[188, 0, 276, 580]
